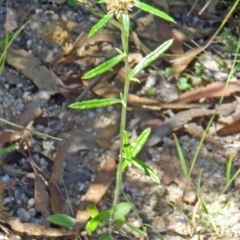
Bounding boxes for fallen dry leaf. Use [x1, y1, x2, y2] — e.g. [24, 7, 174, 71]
[76, 152, 116, 224]
[154, 16, 184, 55]
[0, 212, 74, 237]
[159, 146, 196, 203]
[0, 91, 49, 144]
[172, 48, 201, 79]
[34, 173, 51, 218]
[5, 46, 59, 94]
[4, 7, 18, 33]
[173, 81, 240, 103]
[217, 119, 240, 136]
[50, 131, 75, 214]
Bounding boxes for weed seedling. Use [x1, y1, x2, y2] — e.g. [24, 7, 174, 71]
[48, 0, 174, 238]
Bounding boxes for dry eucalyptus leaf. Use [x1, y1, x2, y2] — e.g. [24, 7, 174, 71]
[4, 7, 18, 33]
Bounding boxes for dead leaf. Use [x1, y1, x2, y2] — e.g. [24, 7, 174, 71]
[50, 131, 75, 214]
[160, 146, 196, 203]
[76, 152, 116, 224]
[173, 81, 240, 103]
[5, 46, 59, 94]
[148, 108, 216, 146]
[0, 91, 49, 144]
[4, 7, 18, 33]
[217, 119, 240, 136]
[0, 212, 74, 237]
[154, 16, 184, 55]
[172, 48, 201, 79]
[35, 174, 51, 218]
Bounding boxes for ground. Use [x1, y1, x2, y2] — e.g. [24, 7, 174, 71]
[0, 0, 240, 239]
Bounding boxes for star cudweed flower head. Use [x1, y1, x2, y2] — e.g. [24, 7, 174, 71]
[107, 0, 135, 16]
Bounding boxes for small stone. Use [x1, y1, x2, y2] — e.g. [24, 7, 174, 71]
[17, 208, 30, 222]
[28, 198, 35, 208]
[51, 14, 59, 21]
[28, 208, 36, 217]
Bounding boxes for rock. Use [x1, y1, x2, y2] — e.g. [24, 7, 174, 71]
[17, 208, 30, 222]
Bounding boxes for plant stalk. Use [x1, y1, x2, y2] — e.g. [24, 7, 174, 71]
[112, 16, 131, 212]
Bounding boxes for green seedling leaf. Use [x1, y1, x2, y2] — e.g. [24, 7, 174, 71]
[86, 210, 110, 233]
[0, 143, 17, 156]
[130, 78, 140, 83]
[132, 158, 160, 184]
[0, 117, 61, 141]
[88, 13, 113, 38]
[99, 233, 113, 240]
[131, 128, 151, 158]
[173, 134, 188, 178]
[226, 155, 233, 184]
[114, 218, 125, 229]
[135, 1, 175, 23]
[129, 39, 173, 79]
[97, 0, 107, 3]
[69, 98, 121, 109]
[122, 12, 130, 38]
[82, 54, 125, 79]
[125, 222, 147, 236]
[87, 204, 99, 218]
[113, 202, 132, 221]
[123, 131, 132, 162]
[47, 214, 76, 228]
[67, 0, 76, 6]
[121, 159, 130, 172]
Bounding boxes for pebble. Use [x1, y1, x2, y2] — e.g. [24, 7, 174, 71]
[28, 208, 36, 217]
[28, 198, 35, 208]
[17, 208, 30, 222]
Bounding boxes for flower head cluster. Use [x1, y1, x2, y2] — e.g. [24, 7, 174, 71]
[107, 0, 135, 16]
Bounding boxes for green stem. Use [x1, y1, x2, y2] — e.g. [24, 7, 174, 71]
[112, 16, 131, 213]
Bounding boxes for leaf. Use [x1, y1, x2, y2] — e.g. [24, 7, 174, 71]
[132, 158, 160, 184]
[99, 233, 114, 240]
[67, 0, 76, 6]
[131, 128, 151, 158]
[69, 98, 121, 109]
[122, 12, 130, 37]
[47, 214, 76, 228]
[173, 134, 188, 178]
[87, 204, 99, 218]
[129, 39, 173, 79]
[88, 13, 113, 38]
[86, 210, 110, 232]
[123, 131, 132, 161]
[113, 202, 132, 221]
[82, 54, 125, 79]
[125, 222, 147, 236]
[135, 1, 175, 23]
[0, 144, 17, 156]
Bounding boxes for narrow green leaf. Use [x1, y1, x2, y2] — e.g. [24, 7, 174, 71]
[226, 155, 233, 184]
[82, 54, 125, 79]
[131, 128, 151, 158]
[0, 117, 62, 141]
[125, 222, 147, 236]
[99, 233, 113, 240]
[88, 13, 113, 37]
[123, 131, 132, 161]
[97, 0, 107, 3]
[86, 210, 110, 233]
[87, 204, 99, 218]
[113, 202, 132, 221]
[121, 159, 130, 172]
[114, 218, 125, 228]
[173, 134, 188, 178]
[132, 158, 160, 184]
[122, 12, 130, 37]
[135, 1, 175, 23]
[129, 39, 173, 79]
[47, 214, 76, 228]
[0, 144, 17, 156]
[69, 98, 121, 109]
